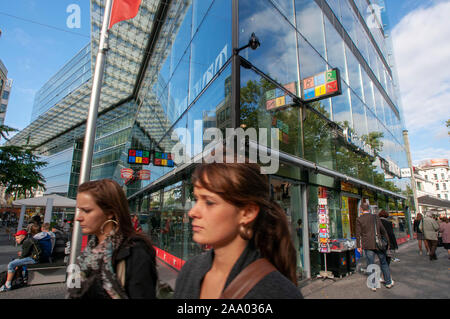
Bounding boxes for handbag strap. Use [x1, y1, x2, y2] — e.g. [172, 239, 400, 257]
[373, 214, 379, 240]
[221, 258, 276, 299]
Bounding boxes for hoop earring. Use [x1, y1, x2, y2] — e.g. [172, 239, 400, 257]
[100, 219, 118, 236]
[239, 223, 253, 241]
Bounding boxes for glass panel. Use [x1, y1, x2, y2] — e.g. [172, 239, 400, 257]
[331, 82, 351, 127]
[189, 0, 231, 104]
[295, 0, 326, 58]
[239, 0, 299, 87]
[240, 67, 302, 158]
[187, 65, 232, 160]
[324, 15, 348, 84]
[350, 91, 368, 138]
[345, 47, 363, 101]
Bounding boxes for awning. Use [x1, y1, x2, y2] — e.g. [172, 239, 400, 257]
[12, 194, 76, 208]
[418, 195, 450, 210]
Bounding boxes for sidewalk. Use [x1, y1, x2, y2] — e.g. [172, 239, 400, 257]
[300, 240, 450, 299]
[1, 223, 448, 299]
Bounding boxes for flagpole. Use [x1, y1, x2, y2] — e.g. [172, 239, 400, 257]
[69, 0, 114, 267]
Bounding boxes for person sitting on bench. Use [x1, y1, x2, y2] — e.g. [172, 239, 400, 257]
[33, 223, 54, 263]
[0, 226, 41, 292]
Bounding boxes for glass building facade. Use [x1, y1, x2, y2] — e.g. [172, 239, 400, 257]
[7, 0, 413, 280]
[31, 44, 91, 121]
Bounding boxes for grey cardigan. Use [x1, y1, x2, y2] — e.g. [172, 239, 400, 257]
[173, 243, 303, 299]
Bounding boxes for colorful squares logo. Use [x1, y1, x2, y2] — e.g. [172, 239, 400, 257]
[315, 84, 326, 97]
[265, 89, 275, 100]
[128, 149, 150, 165]
[283, 82, 297, 94]
[275, 96, 285, 107]
[153, 152, 174, 167]
[304, 88, 315, 100]
[326, 80, 338, 93]
[314, 73, 325, 86]
[326, 69, 337, 82]
[303, 77, 314, 90]
[266, 99, 276, 110]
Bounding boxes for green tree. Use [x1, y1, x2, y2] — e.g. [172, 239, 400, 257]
[0, 126, 47, 200]
[447, 119, 450, 136]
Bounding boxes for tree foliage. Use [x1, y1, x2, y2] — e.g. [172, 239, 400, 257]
[0, 125, 47, 200]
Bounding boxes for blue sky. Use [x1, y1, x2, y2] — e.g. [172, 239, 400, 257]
[0, 0, 449, 165]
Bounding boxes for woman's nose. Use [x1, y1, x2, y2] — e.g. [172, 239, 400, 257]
[188, 203, 200, 219]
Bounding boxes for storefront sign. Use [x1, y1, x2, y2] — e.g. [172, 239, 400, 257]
[341, 196, 351, 239]
[120, 168, 134, 179]
[265, 82, 298, 111]
[400, 168, 411, 178]
[301, 68, 341, 103]
[138, 169, 151, 180]
[318, 204, 330, 253]
[153, 151, 174, 167]
[341, 182, 359, 195]
[128, 149, 150, 165]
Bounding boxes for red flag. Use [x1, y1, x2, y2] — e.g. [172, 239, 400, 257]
[109, 0, 142, 29]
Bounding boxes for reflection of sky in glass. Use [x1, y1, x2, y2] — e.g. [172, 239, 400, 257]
[239, 0, 298, 86]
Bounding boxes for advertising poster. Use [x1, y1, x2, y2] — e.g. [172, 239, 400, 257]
[341, 196, 351, 239]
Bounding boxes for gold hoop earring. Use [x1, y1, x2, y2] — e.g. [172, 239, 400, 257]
[100, 219, 118, 236]
[239, 223, 253, 241]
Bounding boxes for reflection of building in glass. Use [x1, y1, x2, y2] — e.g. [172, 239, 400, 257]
[7, 0, 414, 281]
[0, 59, 12, 127]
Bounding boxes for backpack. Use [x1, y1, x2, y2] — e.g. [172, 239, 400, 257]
[34, 233, 52, 261]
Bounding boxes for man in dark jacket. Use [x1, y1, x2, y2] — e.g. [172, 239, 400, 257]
[0, 230, 39, 292]
[356, 202, 394, 291]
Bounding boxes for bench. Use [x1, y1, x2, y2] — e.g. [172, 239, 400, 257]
[26, 259, 67, 286]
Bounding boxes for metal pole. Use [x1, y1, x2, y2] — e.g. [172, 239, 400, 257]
[69, 0, 113, 267]
[403, 130, 419, 224]
[44, 198, 54, 224]
[231, 0, 240, 129]
[302, 185, 311, 279]
[17, 205, 26, 232]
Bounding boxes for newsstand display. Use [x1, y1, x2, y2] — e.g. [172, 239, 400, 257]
[320, 239, 356, 278]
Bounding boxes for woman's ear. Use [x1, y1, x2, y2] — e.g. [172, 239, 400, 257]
[240, 203, 260, 225]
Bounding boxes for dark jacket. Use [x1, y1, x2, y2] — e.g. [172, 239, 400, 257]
[174, 242, 303, 299]
[78, 237, 158, 299]
[380, 218, 398, 250]
[356, 213, 390, 250]
[20, 236, 38, 260]
[413, 219, 423, 233]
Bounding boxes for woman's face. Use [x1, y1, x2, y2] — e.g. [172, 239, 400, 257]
[188, 183, 243, 248]
[76, 192, 113, 237]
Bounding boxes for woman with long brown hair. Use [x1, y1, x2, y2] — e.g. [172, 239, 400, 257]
[174, 161, 302, 299]
[67, 179, 157, 299]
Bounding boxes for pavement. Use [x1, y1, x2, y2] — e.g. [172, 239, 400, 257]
[0, 224, 448, 299]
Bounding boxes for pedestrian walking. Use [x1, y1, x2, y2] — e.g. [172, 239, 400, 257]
[420, 212, 440, 261]
[438, 217, 450, 259]
[174, 160, 302, 299]
[66, 179, 158, 299]
[378, 210, 398, 266]
[356, 202, 393, 292]
[413, 213, 428, 255]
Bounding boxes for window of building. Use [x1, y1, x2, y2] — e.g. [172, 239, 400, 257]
[444, 183, 447, 190]
[2, 90, 9, 100]
[425, 175, 428, 180]
[416, 182, 422, 191]
[434, 174, 438, 180]
[436, 183, 439, 190]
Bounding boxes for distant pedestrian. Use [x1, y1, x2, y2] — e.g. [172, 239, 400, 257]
[420, 212, 440, 261]
[378, 210, 398, 266]
[438, 217, 450, 259]
[174, 160, 302, 299]
[356, 202, 393, 291]
[131, 214, 142, 233]
[413, 213, 428, 255]
[67, 179, 157, 299]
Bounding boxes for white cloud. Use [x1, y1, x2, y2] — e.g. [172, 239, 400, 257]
[392, 1, 450, 133]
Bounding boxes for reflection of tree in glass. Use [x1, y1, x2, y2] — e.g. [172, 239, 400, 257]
[240, 78, 300, 156]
